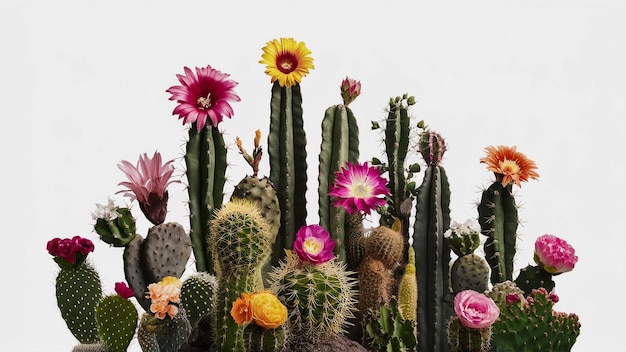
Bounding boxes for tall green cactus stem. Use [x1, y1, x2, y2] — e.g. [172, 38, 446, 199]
[185, 123, 227, 273]
[56, 261, 102, 344]
[413, 165, 453, 352]
[268, 82, 308, 265]
[95, 294, 138, 352]
[447, 317, 492, 352]
[477, 182, 518, 284]
[344, 213, 366, 272]
[209, 199, 273, 352]
[269, 252, 357, 346]
[318, 103, 360, 263]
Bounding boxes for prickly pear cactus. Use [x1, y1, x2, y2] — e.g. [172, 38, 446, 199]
[95, 294, 138, 352]
[450, 254, 490, 294]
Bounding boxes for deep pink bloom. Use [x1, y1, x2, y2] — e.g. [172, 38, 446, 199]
[340, 77, 361, 106]
[293, 224, 335, 265]
[328, 162, 390, 215]
[534, 234, 578, 274]
[454, 290, 500, 329]
[505, 293, 521, 304]
[117, 151, 179, 225]
[73, 236, 94, 256]
[166, 65, 241, 131]
[549, 292, 560, 303]
[46, 237, 62, 256]
[47, 236, 93, 266]
[115, 282, 135, 299]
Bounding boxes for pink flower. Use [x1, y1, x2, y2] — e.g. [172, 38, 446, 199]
[534, 234, 578, 274]
[293, 224, 335, 265]
[73, 236, 94, 256]
[166, 65, 241, 131]
[340, 77, 361, 106]
[117, 151, 179, 225]
[115, 282, 135, 299]
[46, 236, 94, 266]
[454, 290, 500, 329]
[328, 162, 390, 215]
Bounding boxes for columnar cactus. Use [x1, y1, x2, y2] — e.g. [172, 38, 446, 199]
[413, 129, 454, 352]
[318, 77, 361, 263]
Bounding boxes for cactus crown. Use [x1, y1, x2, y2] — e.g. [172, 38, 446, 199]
[418, 129, 447, 166]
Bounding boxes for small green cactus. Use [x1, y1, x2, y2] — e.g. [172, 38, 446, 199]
[95, 288, 138, 352]
[447, 316, 492, 352]
[180, 272, 218, 329]
[92, 199, 137, 247]
[363, 298, 418, 352]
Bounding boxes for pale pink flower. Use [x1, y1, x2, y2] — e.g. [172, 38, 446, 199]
[293, 224, 335, 265]
[454, 290, 500, 329]
[166, 65, 240, 131]
[145, 277, 182, 320]
[328, 162, 390, 215]
[534, 234, 578, 274]
[117, 151, 179, 225]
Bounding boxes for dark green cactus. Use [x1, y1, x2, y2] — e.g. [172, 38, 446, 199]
[268, 81, 308, 266]
[244, 323, 287, 352]
[56, 260, 103, 344]
[413, 165, 453, 352]
[318, 101, 360, 263]
[185, 123, 227, 274]
[93, 206, 136, 247]
[477, 182, 518, 284]
[514, 264, 555, 296]
[138, 309, 192, 352]
[123, 222, 192, 312]
[180, 272, 218, 329]
[447, 317, 492, 352]
[490, 288, 580, 351]
[95, 294, 138, 352]
[363, 298, 418, 352]
[269, 252, 357, 346]
[344, 213, 366, 272]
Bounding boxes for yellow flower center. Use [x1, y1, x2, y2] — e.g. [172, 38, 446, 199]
[303, 237, 324, 255]
[498, 159, 520, 175]
[196, 93, 212, 110]
[277, 53, 298, 74]
[350, 182, 372, 198]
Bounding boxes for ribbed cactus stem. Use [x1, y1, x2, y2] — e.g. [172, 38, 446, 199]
[186, 123, 227, 274]
[447, 317, 492, 352]
[413, 165, 453, 352]
[477, 182, 518, 284]
[268, 82, 308, 265]
[318, 104, 359, 263]
[398, 246, 418, 322]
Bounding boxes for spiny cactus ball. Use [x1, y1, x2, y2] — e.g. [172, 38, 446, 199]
[363, 226, 403, 269]
[418, 130, 447, 166]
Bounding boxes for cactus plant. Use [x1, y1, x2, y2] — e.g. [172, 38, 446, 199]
[318, 77, 361, 262]
[363, 298, 418, 352]
[95, 283, 138, 352]
[446, 317, 492, 352]
[180, 272, 218, 329]
[413, 129, 454, 352]
[91, 198, 137, 247]
[447, 219, 490, 294]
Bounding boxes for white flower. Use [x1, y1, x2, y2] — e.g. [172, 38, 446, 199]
[91, 197, 119, 221]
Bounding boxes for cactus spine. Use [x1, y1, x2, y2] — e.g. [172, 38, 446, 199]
[477, 182, 518, 284]
[268, 82, 308, 266]
[186, 123, 227, 273]
[413, 129, 453, 352]
[318, 83, 360, 263]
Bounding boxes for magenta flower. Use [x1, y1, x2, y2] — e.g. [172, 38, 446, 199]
[166, 65, 241, 131]
[115, 282, 135, 299]
[117, 151, 179, 225]
[454, 290, 500, 329]
[328, 162, 390, 215]
[293, 224, 335, 265]
[47, 236, 94, 266]
[340, 77, 361, 106]
[534, 234, 578, 274]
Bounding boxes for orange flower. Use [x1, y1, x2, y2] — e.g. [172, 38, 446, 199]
[145, 276, 182, 320]
[230, 292, 254, 324]
[250, 291, 288, 329]
[480, 145, 539, 187]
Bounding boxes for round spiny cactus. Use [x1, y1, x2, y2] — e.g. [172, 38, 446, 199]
[363, 226, 404, 269]
[269, 251, 357, 345]
[180, 272, 218, 329]
[231, 175, 281, 238]
[209, 199, 273, 271]
[451, 253, 490, 294]
[357, 256, 394, 314]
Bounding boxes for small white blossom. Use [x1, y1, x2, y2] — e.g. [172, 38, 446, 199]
[91, 197, 120, 221]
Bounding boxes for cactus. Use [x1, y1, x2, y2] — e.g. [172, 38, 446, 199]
[185, 123, 227, 274]
[92, 200, 137, 247]
[244, 323, 287, 352]
[95, 293, 138, 352]
[363, 226, 404, 270]
[72, 344, 109, 352]
[137, 309, 192, 352]
[413, 129, 453, 352]
[450, 254, 490, 295]
[490, 288, 580, 351]
[268, 81, 308, 266]
[477, 182, 518, 285]
[180, 272, 218, 329]
[513, 264, 555, 296]
[123, 222, 192, 312]
[362, 298, 418, 352]
[269, 251, 357, 346]
[344, 213, 366, 272]
[209, 199, 275, 351]
[446, 317, 492, 352]
[397, 247, 418, 322]
[318, 78, 360, 263]
[484, 280, 524, 306]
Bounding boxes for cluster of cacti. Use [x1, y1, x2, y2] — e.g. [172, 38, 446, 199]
[48, 37, 584, 352]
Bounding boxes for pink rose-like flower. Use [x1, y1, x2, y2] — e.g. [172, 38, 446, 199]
[46, 236, 94, 266]
[534, 234, 578, 274]
[117, 151, 180, 225]
[454, 290, 500, 329]
[293, 224, 335, 265]
[328, 162, 390, 215]
[115, 282, 135, 299]
[73, 236, 95, 256]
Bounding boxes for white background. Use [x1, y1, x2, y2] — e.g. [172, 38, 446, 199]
[1, 0, 624, 351]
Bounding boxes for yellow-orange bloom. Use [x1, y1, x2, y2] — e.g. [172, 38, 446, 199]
[259, 38, 314, 88]
[250, 290, 288, 329]
[145, 276, 182, 320]
[230, 292, 254, 324]
[480, 145, 539, 187]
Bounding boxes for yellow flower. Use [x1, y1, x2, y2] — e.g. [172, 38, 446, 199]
[250, 290, 288, 329]
[259, 38, 314, 87]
